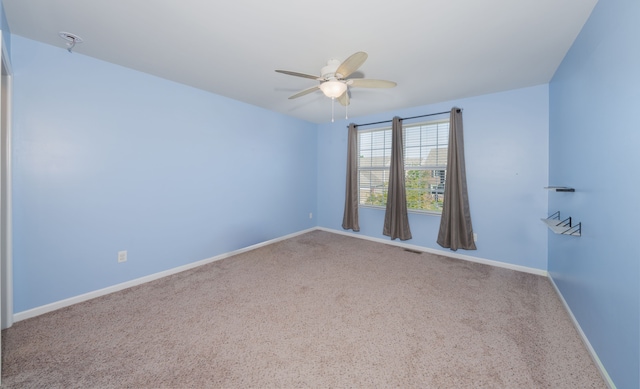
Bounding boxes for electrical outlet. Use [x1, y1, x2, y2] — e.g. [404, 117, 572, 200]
[309, 212, 313, 219]
[473, 233, 478, 242]
[118, 250, 127, 263]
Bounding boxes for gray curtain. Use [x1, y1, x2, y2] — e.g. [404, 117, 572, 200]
[383, 117, 412, 240]
[437, 108, 476, 251]
[342, 123, 360, 231]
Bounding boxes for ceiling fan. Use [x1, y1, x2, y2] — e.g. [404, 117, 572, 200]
[275, 51, 397, 107]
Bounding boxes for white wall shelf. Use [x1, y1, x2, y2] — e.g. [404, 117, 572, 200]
[541, 211, 581, 236]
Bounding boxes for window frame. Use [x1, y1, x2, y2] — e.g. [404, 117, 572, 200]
[357, 118, 450, 215]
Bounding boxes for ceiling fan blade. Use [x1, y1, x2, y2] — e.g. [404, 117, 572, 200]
[275, 70, 321, 80]
[337, 90, 350, 106]
[348, 79, 397, 88]
[288, 85, 320, 99]
[335, 52, 368, 79]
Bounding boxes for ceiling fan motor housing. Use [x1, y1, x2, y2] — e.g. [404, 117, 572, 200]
[321, 59, 341, 80]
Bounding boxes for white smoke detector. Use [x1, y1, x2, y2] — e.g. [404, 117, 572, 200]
[58, 31, 83, 53]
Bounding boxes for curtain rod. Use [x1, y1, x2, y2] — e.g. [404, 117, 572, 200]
[350, 108, 461, 128]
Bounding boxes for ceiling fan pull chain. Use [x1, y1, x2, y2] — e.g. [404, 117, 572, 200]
[345, 103, 348, 120]
[331, 97, 335, 122]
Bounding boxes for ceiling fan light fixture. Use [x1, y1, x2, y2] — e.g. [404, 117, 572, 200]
[319, 80, 347, 99]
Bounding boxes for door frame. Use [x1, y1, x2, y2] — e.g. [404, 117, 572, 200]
[0, 29, 14, 331]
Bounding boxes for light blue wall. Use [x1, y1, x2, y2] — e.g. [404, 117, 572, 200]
[548, 0, 640, 387]
[317, 85, 549, 270]
[11, 35, 317, 312]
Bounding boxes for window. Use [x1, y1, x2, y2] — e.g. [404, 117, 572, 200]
[358, 119, 449, 213]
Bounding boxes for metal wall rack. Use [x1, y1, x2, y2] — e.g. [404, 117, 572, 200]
[541, 211, 581, 236]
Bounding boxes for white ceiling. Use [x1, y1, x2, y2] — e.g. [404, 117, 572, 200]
[3, 0, 597, 124]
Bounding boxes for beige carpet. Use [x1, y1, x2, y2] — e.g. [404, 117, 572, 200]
[2, 230, 606, 388]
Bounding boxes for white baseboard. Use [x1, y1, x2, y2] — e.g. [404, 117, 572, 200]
[317, 227, 548, 276]
[13, 228, 316, 323]
[13, 226, 545, 322]
[548, 276, 616, 389]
